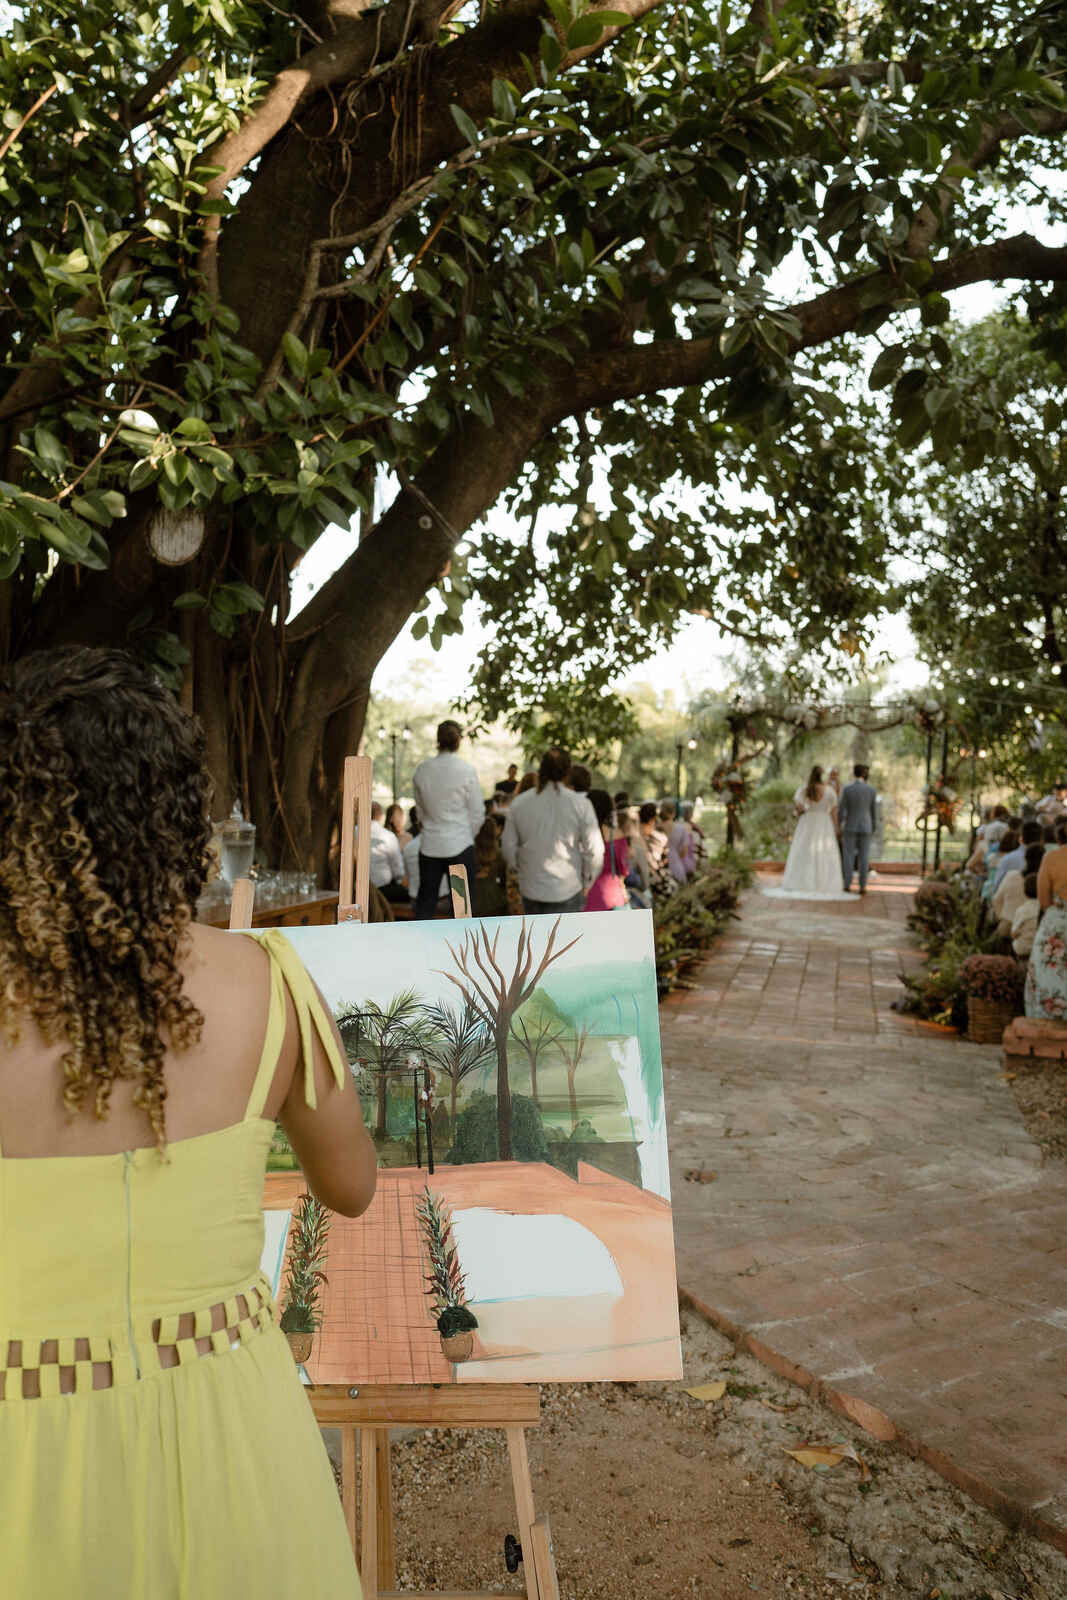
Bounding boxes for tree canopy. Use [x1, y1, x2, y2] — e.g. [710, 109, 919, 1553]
[3, 0, 1067, 865]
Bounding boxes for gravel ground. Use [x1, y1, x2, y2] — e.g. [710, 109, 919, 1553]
[327, 1304, 1067, 1598]
[1006, 1056, 1067, 1164]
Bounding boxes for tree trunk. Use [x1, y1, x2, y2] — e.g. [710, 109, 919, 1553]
[495, 1027, 512, 1161]
[568, 1068, 578, 1132]
[529, 1054, 539, 1106]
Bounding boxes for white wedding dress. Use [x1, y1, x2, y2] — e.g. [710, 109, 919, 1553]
[763, 784, 851, 900]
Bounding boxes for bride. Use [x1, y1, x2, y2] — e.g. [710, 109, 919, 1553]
[764, 765, 851, 900]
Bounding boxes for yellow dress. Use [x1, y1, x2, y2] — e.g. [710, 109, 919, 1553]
[0, 930, 361, 1597]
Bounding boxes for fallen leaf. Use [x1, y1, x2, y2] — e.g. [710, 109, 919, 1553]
[685, 1381, 727, 1402]
[784, 1446, 846, 1470]
[683, 1168, 718, 1183]
[784, 1440, 871, 1481]
[762, 1397, 800, 1413]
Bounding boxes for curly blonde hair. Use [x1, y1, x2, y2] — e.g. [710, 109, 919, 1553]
[0, 648, 213, 1149]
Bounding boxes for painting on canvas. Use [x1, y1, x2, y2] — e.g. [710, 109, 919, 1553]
[261, 911, 681, 1385]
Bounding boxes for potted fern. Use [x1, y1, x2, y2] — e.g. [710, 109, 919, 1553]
[279, 1191, 330, 1364]
[416, 1187, 479, 1362]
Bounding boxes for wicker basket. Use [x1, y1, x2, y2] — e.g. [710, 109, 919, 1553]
[966, 996, 1016, 1045]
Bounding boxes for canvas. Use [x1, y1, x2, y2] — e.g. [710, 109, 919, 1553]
[260, 911, 681, 1385]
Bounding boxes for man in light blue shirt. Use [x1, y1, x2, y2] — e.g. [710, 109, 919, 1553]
[992, 817, 1043, 891]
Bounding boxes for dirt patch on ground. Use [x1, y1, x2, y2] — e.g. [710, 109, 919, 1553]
[1007, 1057, 1067, 1164]
[342, 1305, 1067, 1598]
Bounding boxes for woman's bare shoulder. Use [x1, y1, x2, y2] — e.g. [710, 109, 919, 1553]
[184, 923, 271, 992]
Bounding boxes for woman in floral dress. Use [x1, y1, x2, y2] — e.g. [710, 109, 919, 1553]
[1025, 843, 1067, 1019]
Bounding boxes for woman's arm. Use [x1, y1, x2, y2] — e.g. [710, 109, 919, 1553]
[1037, 852, 1054, 911]
[278, 986, 377, 1218]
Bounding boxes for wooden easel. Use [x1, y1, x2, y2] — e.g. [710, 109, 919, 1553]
[312, 755, 560, 1600]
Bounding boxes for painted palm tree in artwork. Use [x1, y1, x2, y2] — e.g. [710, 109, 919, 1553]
[439, 918, 581, 1160]
[420, 1001, 495, 1129]
[336, 990, 433, 1140]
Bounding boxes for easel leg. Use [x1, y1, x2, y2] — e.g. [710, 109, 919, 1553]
[360, 1428, 379, 1600]
[529, 1517, 560, 1600]
[506, 1427, 541, 1600]
[375, 1431, 396, 1589]
[341, 1424, 358, 1556]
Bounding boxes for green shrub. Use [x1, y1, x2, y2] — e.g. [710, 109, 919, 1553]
[742, 780, 800, 860]
[445, 1089, 550, 1164]
[654, 853, 750, 997]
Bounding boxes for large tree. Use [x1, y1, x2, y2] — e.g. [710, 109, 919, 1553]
[3, 0, 1067, 870]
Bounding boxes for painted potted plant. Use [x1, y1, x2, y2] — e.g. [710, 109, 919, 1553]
[279, 1191, 331, 1364]
[416, 1187, 479, 1362]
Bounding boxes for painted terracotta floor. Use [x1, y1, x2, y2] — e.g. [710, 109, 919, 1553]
[265, 1159, 679, 1386]
[664, 872, 1067, 1552]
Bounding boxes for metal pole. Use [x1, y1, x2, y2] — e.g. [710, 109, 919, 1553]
[424, 1068, 435, 1177]
[412, 1068, 421, 1170]
[969, 749, 979, 854]
[933, 726, 950, 870]
[391, 733, 399, 809]
[674, 743, 683, 805]
[921, 729, 933, 875]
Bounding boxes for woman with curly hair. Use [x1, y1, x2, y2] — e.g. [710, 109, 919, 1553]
[0, 648, 376, 1597]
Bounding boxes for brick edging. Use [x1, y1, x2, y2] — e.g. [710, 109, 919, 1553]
[678, 1286, 1067, 1557]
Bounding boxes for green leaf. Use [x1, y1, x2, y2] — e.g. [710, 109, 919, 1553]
[566, 15, 609, 47]
[33, 426, 67, 469]
[282, 332, 308, 377]
[450, 103, 479, 147]
[118, 408, 160, 434]
[869, 345, 906, 390]
[174, 416, 213, 440]
[173, 591, 207, 610]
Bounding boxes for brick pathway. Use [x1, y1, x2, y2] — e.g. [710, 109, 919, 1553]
[663, 873, 1067, 1553]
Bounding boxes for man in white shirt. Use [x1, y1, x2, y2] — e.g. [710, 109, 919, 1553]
[501, 746, 603, 913]
[368, 802, 407, 903]
[411, 720, 484, 920]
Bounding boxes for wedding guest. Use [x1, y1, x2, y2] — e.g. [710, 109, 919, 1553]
[668, 802, 697, 883]
[568, 764, 592, 795]
[619, 807, 652, 907]
[981, 827, 1018, 903]
[1025, 840, 1067, 1018]
[385, 802, 411, 850]
[0, 647, 374, 1596]
[516, 771, 537, 794]
[993, 842, 1044, 937]
[496, 763, 520, 795]
[403, 809, 448, 912]
[471, 817, 509, 918]
[411, 719, 484, 920]
[585, 789, 629, 910]
[501, 747, 602, 914]
[1012, 873, 1040, 958]
[993, 818, 1043, 891]
[369, 802, 408, 903]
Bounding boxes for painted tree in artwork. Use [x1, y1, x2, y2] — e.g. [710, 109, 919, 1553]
[440, 918, 580, 1160]
[508, 1013, 565, 1108]
[555, 1024, 590, 1132]
[420, 1000, 495, 1129]
[336, 990, 432, 1140]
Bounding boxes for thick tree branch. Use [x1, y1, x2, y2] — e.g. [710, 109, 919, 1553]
[906, 108, 1067, 258]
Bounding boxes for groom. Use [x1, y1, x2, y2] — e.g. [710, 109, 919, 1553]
[838, 763, 878, 895]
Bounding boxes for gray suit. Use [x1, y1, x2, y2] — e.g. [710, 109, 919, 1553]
[838, 779, 878, 892]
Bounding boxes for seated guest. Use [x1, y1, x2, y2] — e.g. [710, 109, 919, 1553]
[618, 807, 652, 908]
[668, 802, 697, 883]
[1025, 840, 1067, 1017]
[369, 802, 408, 903]
[516, 770, 538, 794]
[981, 827, 1018, 902]
[1012, 872, 1041, 958]
[385, 801, 410, 850]
[402, 810, 448, 910]
[568, 764, 592, 795]
[471, 818, 509, 918]
[993, 818, 1043, 891]
[994, 842, 1044, 936]
[613, 789, 631, 812]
